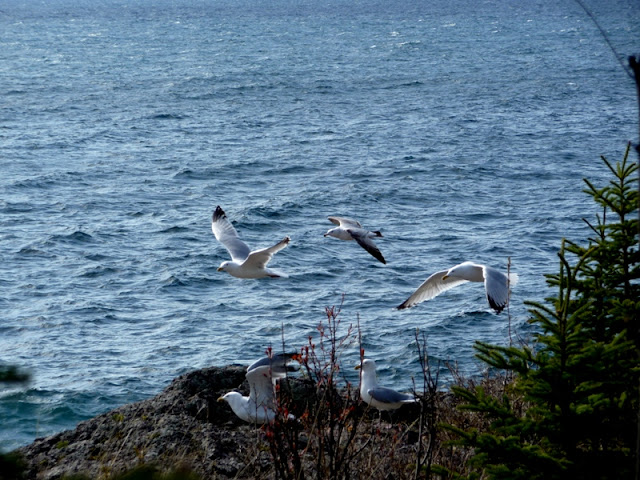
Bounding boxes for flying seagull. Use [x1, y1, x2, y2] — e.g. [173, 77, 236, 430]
[218, 353, 299, 424]
[324, 216, 386, 264]
[211, 206, 290, 278]
[397, 261, 518, 313]
[355, 358, 416, 411]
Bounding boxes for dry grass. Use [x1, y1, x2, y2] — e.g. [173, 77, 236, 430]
[244, 307, 523, 480]
[11, 304, 525, 480]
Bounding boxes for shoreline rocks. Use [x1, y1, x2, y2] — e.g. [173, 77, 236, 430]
[14, 365, 424, 480]
[15, 366, 270, 479]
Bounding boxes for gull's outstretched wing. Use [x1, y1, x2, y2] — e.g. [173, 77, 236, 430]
[483, 266, 511, 313]
[211, 206, 251, 262]
[328, 216, 362, 228]
[248, 352, 299, 378]
[242, 236, 290, 270]
[246, 365, 277, 409]
[349, 230, 386, 264]
[397, 269, 468, 309]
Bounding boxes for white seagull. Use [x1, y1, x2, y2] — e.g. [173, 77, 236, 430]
[397, 261, 518, 313]
[218, 353, 299, 424]
[355, 359, 416, 411]
[324, 216, 386, 264]
[212, 206, 290, 278]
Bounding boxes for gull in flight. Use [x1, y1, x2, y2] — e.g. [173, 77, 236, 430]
[218, 353, 299, 424]
[212, 206, 290, 278]
[324, 216, 386, 264]
[397, 261, 518, 313]
[355, 359, 416, 411]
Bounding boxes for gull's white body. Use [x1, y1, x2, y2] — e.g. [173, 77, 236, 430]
[218, 365, 278, 424]
[397, 261, 518, 313]
[211, 206, 290, 278]
[356, 359, 416, 411]
[324, 216, 386, 264]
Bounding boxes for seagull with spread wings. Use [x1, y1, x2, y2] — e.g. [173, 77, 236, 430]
[324, 216, 386, 264]
[218, 352, 299, 424]
[211, 206, 290, 278]
[397, 261, 518, 313]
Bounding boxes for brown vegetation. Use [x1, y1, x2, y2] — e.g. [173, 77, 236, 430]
[11, 307, 522, 480]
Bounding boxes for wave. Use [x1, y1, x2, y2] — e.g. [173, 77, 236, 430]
[48, 231, 94, 244]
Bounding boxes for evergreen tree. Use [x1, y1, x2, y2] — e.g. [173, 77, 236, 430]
[436, 144, 640, 480]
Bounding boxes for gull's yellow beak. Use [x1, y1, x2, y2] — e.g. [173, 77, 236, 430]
[442, 275, 449, 281]
[217, 266, 224, 272]
[354, 365, 361, 370]
[217, 396, 225, 402]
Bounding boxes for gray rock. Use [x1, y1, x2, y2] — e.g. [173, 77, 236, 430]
[14, 366, 272, 479]
[13, 365, 419, 479]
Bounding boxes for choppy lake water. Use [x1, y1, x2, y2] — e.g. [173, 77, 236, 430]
[1, 0, 639, 451]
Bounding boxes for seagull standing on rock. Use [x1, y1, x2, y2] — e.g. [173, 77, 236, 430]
[355, 359, 416, 411]
[211, 205, 290, 278]
[218, 353, 299, 424]
[324, 216, 386, 264]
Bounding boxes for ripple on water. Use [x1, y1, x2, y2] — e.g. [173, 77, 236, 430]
[1, 0, 638, 452]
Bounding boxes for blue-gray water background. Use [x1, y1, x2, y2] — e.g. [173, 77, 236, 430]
[1, 0, 639, 451]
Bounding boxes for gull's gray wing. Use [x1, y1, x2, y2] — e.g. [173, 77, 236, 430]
[246, 365, 277, 409]
[397, 269, 468, 309]
[211, 206, 251, 262]
[248, 352, 299, 378]
[242, 236, 290, 270]
[349, 229, 386, 264]
[368, 387, 415, 405]
[328, 216, 362, 228]
[483, 266, 510, 313]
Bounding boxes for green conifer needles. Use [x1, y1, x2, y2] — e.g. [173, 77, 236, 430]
[439, 144, 640, 480]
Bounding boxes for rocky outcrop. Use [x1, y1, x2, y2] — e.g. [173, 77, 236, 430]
[16, 366, 277, 479]
[14, 365, 426, 480]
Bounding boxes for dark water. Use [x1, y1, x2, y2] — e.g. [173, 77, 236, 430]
[1, 0, 639, 451]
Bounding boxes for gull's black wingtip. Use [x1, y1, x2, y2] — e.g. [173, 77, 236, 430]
[487, 296, 506, 314]
[212, 205, 226, 222]
[368, 248, 386, 264]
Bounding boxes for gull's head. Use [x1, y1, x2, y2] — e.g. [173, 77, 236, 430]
[217, 261, 230, 272]
[355, 358, 376, 373]
[218, 391, 240, 404]
[443, 262, 478, 282]
[325, 226, 345, 238]
[442, 266, 458, 281]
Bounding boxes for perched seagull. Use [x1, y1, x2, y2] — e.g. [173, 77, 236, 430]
[211, 206, 290, 278]
[217, 366, 280, 424]
[355, 359, 416, 411]
[397, 261, 518, 313]
[324, 216, 386, 264]
[218, 353, 299, 424]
